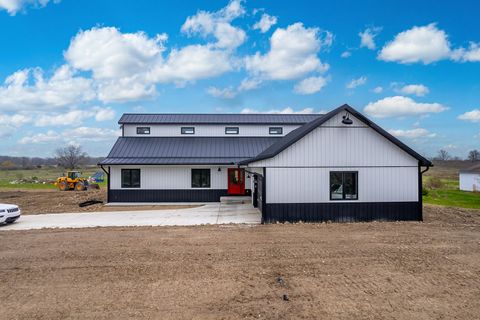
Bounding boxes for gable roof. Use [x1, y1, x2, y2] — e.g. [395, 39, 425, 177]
[118, 113, 323, 125]
[99, 136, 280, 165]
[239, 104, 433, 167]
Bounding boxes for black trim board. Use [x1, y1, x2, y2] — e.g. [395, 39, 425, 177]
[263, 201, 422, 223]
[109, 189, 229, 202]
[240, 104, 432, 167]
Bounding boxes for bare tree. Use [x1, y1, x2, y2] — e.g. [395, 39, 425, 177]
[436, 149, 451, 161]
[468, 149, 480, 162]
[55, 145, 87, 169]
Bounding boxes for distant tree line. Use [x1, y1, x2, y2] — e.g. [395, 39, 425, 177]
[433, 149, 480, 161]
[0, 146, 104, 170]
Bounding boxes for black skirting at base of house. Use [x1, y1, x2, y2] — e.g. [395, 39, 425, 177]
[263, 201, 422, 223]
[109, 189, 251, 202]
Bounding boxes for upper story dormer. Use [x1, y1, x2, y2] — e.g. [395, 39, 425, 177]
[119, 113, 323, 137]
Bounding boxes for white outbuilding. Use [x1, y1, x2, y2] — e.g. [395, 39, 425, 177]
[459, 164, 480, 192]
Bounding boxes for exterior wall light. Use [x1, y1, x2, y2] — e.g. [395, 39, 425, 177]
[342, 111, 353, 125]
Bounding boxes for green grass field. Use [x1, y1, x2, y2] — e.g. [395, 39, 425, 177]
[0, 167, 106, 189]
[422, 176, 480, 209]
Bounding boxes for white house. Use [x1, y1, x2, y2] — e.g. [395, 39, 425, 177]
[99, 104, 432, 223]
[459, 164, 480, 191]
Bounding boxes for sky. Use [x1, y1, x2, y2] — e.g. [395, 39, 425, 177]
[0, 0, 479, 158]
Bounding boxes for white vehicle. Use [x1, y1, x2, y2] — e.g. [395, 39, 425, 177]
[0, 204, 21, 224]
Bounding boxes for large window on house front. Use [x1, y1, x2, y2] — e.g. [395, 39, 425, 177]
[121, 169, 141, 188]
[191, 169, 211, 188]
[330, 171, 358, 200]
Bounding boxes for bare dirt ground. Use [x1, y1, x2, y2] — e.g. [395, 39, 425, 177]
[0, 205, 479, 319]
[0, 188, 198, 214]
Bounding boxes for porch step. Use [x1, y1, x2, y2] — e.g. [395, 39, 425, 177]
[220, 196, 251, 204]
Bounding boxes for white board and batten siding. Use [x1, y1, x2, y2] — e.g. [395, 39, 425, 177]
[123, 124, 300, 137]
[459, 172, 480, 191]
[110, 165, 251, 190]
[248, 113, 419, 204]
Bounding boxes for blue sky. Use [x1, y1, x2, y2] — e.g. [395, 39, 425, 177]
[0, 0, 479, 158]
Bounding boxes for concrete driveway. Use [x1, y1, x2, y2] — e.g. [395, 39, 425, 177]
[0, 203, 261, 231]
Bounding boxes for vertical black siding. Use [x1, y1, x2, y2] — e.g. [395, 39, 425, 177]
[109, 189, 229, 202]
[263, 202, 422, 223]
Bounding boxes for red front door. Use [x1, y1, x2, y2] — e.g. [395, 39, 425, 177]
[228, 168, 245, 195]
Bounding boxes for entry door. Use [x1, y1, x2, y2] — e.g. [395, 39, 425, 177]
[228, 168, 245, 195]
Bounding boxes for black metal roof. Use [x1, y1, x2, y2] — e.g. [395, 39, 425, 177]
[240, 104, 433, 167]
[99, 136, 280, 165]
[118, 113, 323, 125]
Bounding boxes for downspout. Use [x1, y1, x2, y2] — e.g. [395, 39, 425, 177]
[418, 164, 431, 222]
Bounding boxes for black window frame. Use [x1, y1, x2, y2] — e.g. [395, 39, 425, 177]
[121, 169, 141, 188]
[136, 127, 151, 135]
[191, 169, 211, 188]
[269, 127, 283, 135]
[329, 171, 358, 201]
[181, 127, 195, 135]
[225, 127, 239, 135]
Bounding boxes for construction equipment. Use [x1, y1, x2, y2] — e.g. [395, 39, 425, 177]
[55, 171, 90, 191]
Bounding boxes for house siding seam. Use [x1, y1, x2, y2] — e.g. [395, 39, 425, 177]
[263, 201, 421, 223]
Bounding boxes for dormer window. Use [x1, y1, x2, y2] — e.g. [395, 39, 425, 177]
[225, 127, 239, 135]
[269, 127, 283, 135]
[181, 127, 195, 134]
[136, 127, 150, 135]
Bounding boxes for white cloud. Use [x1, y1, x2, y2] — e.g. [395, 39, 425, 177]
[399, 84, 429, 96]
[181, 0, 246, 49]
[373, 86, 383, 93]
[207, 86, 237, 99]
[19, 127, 119, 144]
[94, 107, 116, 121]
[378, 23, 451, 64]
[65, 27, 167, 80]
[294, 76, 328, 95]
[253, 13, 277, 33]
[458, 109, 480, 122]
[0, 0, 59, 15]
[341, 51, 351, 58]
[148, 44, 233, 85]
[241, 107, 322, 114]
[346, 76, 367, 89]
[66, 2, 246, 101]
[68, 127, 120, 142]
[451, 42, 480, 62]
[359, 26, 382, 50]
[364, 96, 447, 118]
[0, 65, 95, 111]
[388, 128, 436, 138]
[238, 78, 261, 91]
[34, 107, 116, 127]
[245, 22, 331, 80]
[19, 130, 61, 144]
[0, 112, 32, 138]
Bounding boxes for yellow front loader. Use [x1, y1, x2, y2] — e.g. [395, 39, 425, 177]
[55, 171, 90, 191]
